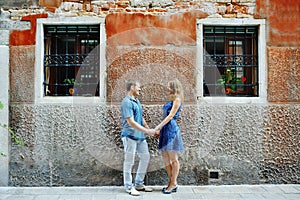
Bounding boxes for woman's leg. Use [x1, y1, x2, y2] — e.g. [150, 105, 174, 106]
[166, 151, 179, 190]
[162, 151, 172, 185]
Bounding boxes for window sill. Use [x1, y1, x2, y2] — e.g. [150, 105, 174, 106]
[35, 96, 106, 104]
[197, 96, 267, 104]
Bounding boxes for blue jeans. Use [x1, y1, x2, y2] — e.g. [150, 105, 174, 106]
[122, 137, 150, 189]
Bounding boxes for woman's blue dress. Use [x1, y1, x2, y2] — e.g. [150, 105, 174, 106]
[158, 101, 184, 153]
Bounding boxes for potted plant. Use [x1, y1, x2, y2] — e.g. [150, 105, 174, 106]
[217, 68, 247, 95]
[64, 78, 79, 95]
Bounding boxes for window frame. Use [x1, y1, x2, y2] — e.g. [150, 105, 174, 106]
[196, 18, 267, 104]
[35, 17, 106, 104]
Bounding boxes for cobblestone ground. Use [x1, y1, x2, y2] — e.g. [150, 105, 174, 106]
[0, 184, 299, 200]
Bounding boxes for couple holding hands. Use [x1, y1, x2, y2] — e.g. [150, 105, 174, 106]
[121, 79, 184, 196]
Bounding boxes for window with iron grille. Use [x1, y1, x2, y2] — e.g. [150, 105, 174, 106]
[44, 25, 100, 96]
[203, 26, 258, 97]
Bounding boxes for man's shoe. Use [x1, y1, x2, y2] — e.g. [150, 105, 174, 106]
[135, 185, 153, 192]
[126, 188, 141, 196]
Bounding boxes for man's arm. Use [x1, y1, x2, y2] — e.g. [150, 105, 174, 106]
[126, 117, 155, 136]
[142, 118, 149, 129]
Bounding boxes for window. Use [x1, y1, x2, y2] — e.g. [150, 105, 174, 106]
[35, 17, 106, 103]
[44, 25, 100, 96]
[203, 26, 258, 97]
[197, 19, 266, 103]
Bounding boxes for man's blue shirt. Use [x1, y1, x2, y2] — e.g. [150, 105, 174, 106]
[121, 95, 145, 140]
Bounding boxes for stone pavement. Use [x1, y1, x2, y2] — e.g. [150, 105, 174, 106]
[0, 184, 299, 200]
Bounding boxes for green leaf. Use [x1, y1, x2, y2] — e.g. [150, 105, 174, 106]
[8, 127, 14, 133]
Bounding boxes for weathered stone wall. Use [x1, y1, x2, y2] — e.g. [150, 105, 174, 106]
[261, 105, 300, 184]
[0, 0, 38, 8]
[9, 104, 300, 186]
[1, 0, 299, 186]
[255, 0, 300, 103]
[0, 29, 10, 186]
[267, 48, 300, 102]
[10, 46, 35, 102]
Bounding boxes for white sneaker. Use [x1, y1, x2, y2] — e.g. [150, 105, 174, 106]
[135, 185, 153, 192]
[126, 187, 140, 196]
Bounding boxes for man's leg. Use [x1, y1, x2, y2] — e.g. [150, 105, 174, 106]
[122, 137, 137, 190]
[135, 140, 150, 187]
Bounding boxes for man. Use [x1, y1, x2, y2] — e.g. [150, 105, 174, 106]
[121, 80, 156, 196]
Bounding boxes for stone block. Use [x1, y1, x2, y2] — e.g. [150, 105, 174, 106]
[0, 0, 38, 7]
[0, 30, 9, 45]
[0, 20, 30, 30]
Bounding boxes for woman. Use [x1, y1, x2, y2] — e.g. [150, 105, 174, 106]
[155, 79, 184, 194]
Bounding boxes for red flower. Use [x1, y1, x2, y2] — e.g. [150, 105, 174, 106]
[241, 77, 247, 82]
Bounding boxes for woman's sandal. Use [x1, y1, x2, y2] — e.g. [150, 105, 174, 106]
[162, 185, 178, 194]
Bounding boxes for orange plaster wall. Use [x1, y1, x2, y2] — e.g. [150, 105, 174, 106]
[105, 12, 203, 103]
[256, 0, 300, 102]
[254, 0, 267, 19]
[256, 0, 300, 47]
[105, 12, 206, 44]
[10, 13, 48, 46]
[268, 0, 300, 47]
[39, 0, 62, 7]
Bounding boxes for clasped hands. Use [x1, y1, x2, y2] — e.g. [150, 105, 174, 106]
[145, 127, 160, 139]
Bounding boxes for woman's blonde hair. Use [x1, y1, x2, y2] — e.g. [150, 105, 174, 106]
[169, 79, 184, 102]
